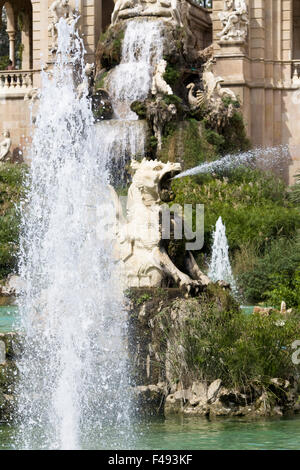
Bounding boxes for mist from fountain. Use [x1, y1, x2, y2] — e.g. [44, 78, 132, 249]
[15, 18, 132, 450]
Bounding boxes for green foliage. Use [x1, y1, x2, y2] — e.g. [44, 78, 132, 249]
[97, 25, 125, 69]
[211, 111, 251, 155]
[0, 164, 27, 278]
[163, 94, 182, 106]
[237, 237, 300, 304]
[264, 270, 300, 309]
[163, 62, 180, 87]
[160, 119, 218, 169]
[172, 168, 300, 254]
[136, 293, 152, 305]
[290, 172, 300, 205]
[130, 100, 147, 119]
[0, 56, 9, 70]
[94, 71, 108, 90]
[181, 301, 300, 388]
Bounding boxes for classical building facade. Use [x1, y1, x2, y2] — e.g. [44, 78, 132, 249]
[0, 0, 299, 182]
[212, 0, 300, 183]
[0, 0, 115, 157]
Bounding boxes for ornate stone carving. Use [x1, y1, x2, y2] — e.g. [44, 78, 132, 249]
[147, 100, 177, 150]
[151, 59, 173, 97]
[217, 0, 248, 43]
[186, 83, 205, 110]
[24, 87, 40, 102]
[0, 130, 12, 162]
[111, 158, 210, 290]
[48, 0, 76, 51]
[187, 58, 238, 129]
[111, 0, 182, 26]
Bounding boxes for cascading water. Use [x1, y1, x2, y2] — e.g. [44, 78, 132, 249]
[96, 19, 164, 184]
[208, 217, 237, 292]
[108, 19, 164, 120]
[15, 19, 132, 450]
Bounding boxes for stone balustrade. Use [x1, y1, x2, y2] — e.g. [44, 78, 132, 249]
[0, 70, 39, 97]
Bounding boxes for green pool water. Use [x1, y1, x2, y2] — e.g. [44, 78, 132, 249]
[1, 415, 300, 450]
[0, 305, 19, 333]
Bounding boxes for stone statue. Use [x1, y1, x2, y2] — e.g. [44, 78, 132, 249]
[186, 83, 205, 110]
[48, 0, 76, 51]
[217, 0, 248, 43]
[187, 58, 237, 129]
[147, 100, 177, 150]
[24, 87, 40, 102]
[0, 130, 12, 162]
[111, 0, 182, 26]
[110, 158, 210, 291]
[149, 59, 176, 149]
[151, 59, 173, 97]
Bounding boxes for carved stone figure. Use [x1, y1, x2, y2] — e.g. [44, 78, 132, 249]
[111, 158, 210, 290]
[217, 0, 248, 43]
[48, 0, 76, 51]
[111, 0, 182, 26]
[186, 83, 205, 110]
[0, 130, 12, 162]
[24, 87, 40, 102]
[151, 59, 173, 97]
[187, 58, 237, 129]
[147, 100, 177, 150]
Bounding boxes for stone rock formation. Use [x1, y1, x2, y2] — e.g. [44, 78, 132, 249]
[111, 158, 210, 290]
[217, 0, 248, 43]
[0, 130, 12, 162]
[111, 0, 182, 26]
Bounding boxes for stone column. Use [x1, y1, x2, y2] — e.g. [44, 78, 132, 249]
[7, 31, 16, 67]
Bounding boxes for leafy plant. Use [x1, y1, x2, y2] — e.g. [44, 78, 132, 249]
[167, 299, 300, 389]
[0, 164, 27, 278]
[290, 172, 300, 205]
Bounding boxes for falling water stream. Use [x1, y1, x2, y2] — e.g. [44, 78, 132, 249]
[15, 19, 132, 450]
[95, 19, 164, 185]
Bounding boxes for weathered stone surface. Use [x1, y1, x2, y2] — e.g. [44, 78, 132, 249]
[134, 383, 168, 417]
[207, 379, 222, 403]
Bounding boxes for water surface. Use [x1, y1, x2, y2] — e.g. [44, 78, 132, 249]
[0, 306, 19, 333]
[1, 415, 300, 450]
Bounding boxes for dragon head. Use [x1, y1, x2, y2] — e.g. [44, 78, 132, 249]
[130, 158, 182, 204]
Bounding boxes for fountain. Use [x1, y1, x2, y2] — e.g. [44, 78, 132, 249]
[173, 145, 289, 179]
[208, 216, 237, 292]
[15, 18, 132, 450]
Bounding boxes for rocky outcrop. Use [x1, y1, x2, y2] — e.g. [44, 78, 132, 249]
[127, 288, 300, 419]
[164, 377, 300, 418]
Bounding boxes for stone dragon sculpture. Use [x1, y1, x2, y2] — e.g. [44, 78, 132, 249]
[110, 158, 210, 292]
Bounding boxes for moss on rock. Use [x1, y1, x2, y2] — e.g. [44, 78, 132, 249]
[95, 23, 125, 71]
